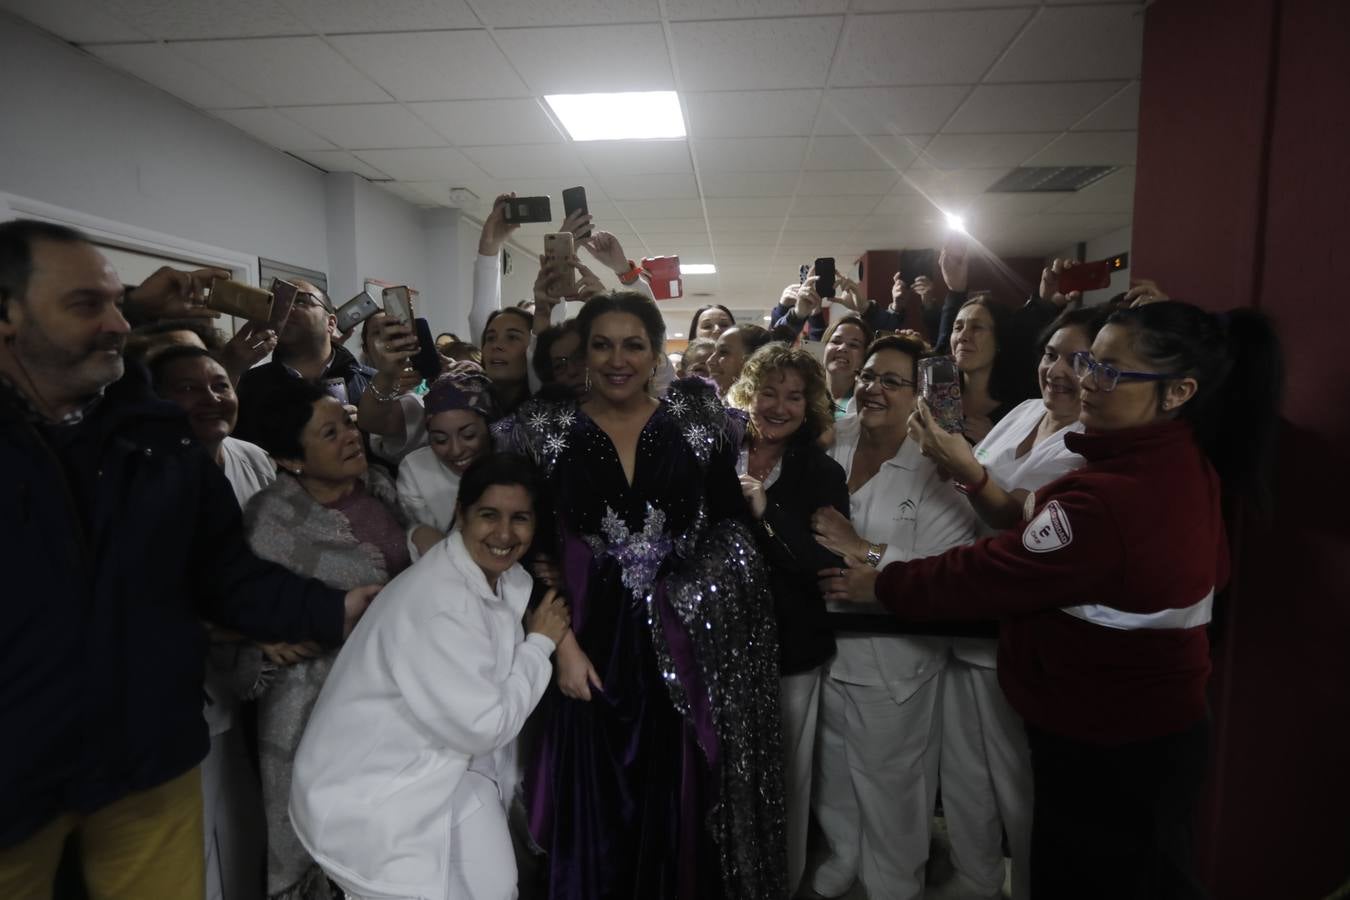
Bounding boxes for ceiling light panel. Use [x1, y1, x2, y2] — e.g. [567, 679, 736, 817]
[545, 91, 686, 142]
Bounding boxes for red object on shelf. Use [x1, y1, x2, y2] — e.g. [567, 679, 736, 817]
[641, 256, 682, 300]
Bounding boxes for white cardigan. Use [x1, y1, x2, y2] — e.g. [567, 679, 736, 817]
[289, 531, 555, 899]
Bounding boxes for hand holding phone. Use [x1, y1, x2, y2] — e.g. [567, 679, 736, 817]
[501, 195, 553, 225]
[562, 186, 592, 240]
[918, 357, 964, 434]
[207, 279, 273, 322]
[542, 233, 578, 299]
[268, 278, 299, 332]
[335, 291, 380, 333]
[382, 286, 414, 326]
[814, 257, 837, 299]
[1055, 259, 1116, 295]
[411, 318, 443, 384]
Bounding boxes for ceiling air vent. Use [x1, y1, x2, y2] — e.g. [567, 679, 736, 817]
[986, 166, 1119, 193]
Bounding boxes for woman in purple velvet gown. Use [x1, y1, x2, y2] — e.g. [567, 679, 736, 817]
[495, 291, 785, 900]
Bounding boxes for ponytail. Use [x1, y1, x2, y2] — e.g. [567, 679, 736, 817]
[1107, 302, 1284, 511]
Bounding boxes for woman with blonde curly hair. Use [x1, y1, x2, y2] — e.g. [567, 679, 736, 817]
[728, 343, 851, 894]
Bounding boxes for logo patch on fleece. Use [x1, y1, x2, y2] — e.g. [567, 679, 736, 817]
[1022, 500, 1073, 553]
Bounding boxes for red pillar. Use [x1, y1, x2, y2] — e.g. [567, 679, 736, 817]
[1133, 2, 1350, 897]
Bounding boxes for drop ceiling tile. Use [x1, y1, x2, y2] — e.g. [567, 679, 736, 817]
[409, 99, 563, 146]
[684, 90, 821, 139]
[917, 133, 1055, 169]
[377, 181, 438, 207]
[88, 44, 264, 109]
[351, 147, 484, 181]
[987, 5, 1144, 83]
[328, 31, 528, 101]
[474, 0, 660, 26]
[959, 191, 1065, 221]
[794, 170, 899, 196]
[693, 137, 808, 173]
[833, 9, 1033, 87]
[277, 0, 480, 32]
[780, 215, 866, 232]
[213, 108, 335, 151]
[1042, 169, 1136, 214]
[815, 86, 969, 136]
[671, 17, 841, 91]
[894, 166, 1012, 197]
[462, 144, 589, 178]
[803, 135, 925, 171]
[699, 172, 801, 198]
[666, 0, 847, 20]
[100, 0, 306, 39]
[291, 150, 392, 180]
[495, 24, 673, 93]
[945, 82, 1126, 134]
[186, 37, 390, 106]
[707, 216, 787, 232]
[281, 104, 445, 149]
[597, 173, 699, 200]
[852, 0, 1037, 8]
[577, 140, 693, 175]
[617, 198, 707, 219]
[790, 193, 882, 215]
[625, 218, 707, 234]
[705, 197, 793, 217]
[1024, 131, 1137, 167]
[0, 0, 150, 43]
[1073, 82, 1140, 131]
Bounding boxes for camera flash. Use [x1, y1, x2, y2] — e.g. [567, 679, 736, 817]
[945, 212, 966, 233]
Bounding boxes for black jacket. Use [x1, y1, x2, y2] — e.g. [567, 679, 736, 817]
[751, 437, 851, 674]
[233, 342, 374, 444]
[0, 366, 345, 848]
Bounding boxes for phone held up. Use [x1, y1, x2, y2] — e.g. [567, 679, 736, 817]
[501, 196, 553, 225]
[562, 186, 591, 240]
[334, 290, 380, 333]
[207, 278, 273, 322]
[268, 278, 299, 332]
[382, 286, 415, 327]
[1057, 253, 1128, 295]
[814, 257, 837, 299]
[543, 233, 578, 298]
[918, 357, 964, 434]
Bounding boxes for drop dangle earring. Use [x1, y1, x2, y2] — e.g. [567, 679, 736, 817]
[584, 368, 592, 393]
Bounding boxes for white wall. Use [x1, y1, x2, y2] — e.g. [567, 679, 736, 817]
[0, 15, 330, 274]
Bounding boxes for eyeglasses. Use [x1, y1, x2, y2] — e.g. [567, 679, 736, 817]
[294, 291, 327, 310]
[1070, 351, 1174, 393]
[856, 370, 916, 393]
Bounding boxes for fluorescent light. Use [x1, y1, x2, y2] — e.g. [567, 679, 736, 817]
[544, 92, 685, 142]
[762, 315, 771, 321]
[672, 332, 685, 338]
[944, 212, 967, 233]
[681, 263, 716, 275]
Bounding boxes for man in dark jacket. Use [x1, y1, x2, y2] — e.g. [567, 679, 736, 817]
[233, 278, 373, 443]
[0, 220, 377, 899]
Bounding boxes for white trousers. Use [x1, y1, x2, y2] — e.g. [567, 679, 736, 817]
[940, 660, 1033, 900]
[201, 725, 265, 900]
[781, 668, 823, 895]
[812, 672, 943, 900]
[335, 773, 517, 900]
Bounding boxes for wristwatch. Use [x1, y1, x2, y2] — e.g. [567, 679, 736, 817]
[617, 260, 643, 286]
[864, 542, 884, 568]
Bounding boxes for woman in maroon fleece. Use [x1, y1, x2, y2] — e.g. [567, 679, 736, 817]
[821, 300, 1282, 900]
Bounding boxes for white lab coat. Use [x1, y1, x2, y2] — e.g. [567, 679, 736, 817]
[812, 415, 977, 900]
[941, 398, 1084, 900]
[396, 445, 461, 532]
[289, 531, 555, 900]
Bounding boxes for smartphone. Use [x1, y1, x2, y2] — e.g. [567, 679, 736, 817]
[411, 318, 442, 384]
[1058, 260, 1112, 295]
[382, 286, 414, 326]
[543, 233, 577, 298]
[814, 257, 836, 299]
[562, 186, 591, 240]
[207, 278, 273, 322]
[501, 195, 553, 225]
[322, 377, 349, 405]
[798, 263, 809, 285]
[918, 357, 964, 434]
[268, 278, 299, 332]
[335, 290, 380, 333]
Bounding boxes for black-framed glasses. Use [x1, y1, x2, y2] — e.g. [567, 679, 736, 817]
[856, 370, 916, 393]
[1071, 351, 1174, 393]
